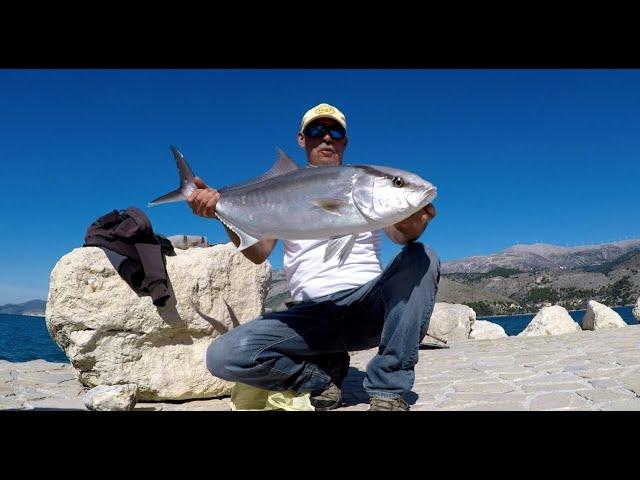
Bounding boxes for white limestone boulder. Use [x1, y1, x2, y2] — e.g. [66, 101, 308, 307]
[426, 303, 476, 343]
[582, 300, 627, 330]
[469, 320, 507, 340]
[83, 384, 138, 411]
[518, 305, 581, 337]
[46, 243, 270, 401]
[633, 297, 640, 322]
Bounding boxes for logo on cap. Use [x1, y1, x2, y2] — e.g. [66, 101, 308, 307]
[315, 106, 335, 115]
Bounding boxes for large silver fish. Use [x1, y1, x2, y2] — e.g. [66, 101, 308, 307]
[149, 146, 437, 265]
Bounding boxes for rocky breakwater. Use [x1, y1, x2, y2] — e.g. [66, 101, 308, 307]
[581, 300, 627, 330]
[45, 242, 270, 401]
[435, 298, 630, 344]
[518, 305, 582, 337]
[425, 303, 476, 344]
[516, 301, 629, 339]
[425, 303, 507, 343]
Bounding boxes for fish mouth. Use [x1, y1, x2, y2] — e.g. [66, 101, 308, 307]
[416, 185, 437, 208]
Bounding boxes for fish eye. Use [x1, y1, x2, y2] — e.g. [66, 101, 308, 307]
[392, 176, 404, 188]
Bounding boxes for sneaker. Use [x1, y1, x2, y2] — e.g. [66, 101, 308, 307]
[368, 397, 410, 411]
[314, 352, 350, 388]
[310, 382, 342, 411]
[309, 352, 350, 411]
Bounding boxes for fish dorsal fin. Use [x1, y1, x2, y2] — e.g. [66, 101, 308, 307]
[219, 148, 299, 193]
[271, 148, 299, 176]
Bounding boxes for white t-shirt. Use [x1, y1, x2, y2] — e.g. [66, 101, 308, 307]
[283, 230, 383, 301]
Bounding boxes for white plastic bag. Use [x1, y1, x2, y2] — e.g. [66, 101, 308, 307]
[230, 383, 315, 411]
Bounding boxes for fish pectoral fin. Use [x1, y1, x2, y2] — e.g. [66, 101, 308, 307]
[311, 198, 349, 217]
[216, 214, 260, 250]
[324, 234, 358, 266]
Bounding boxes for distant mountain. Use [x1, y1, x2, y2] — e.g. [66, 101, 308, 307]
[436, 277, 513, 305]
[264, 269, 292, 312]
[0, 300, 47, 317]
[581, 248, 640, 274]
[440, 240, 640, 315]
[261, 240, 640, 317]
[442, 240, 640, 274]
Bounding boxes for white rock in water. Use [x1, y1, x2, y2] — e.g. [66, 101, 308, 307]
[46, 243, 270, 401]
[426, 303, 476, 343]
[83, 384, 138, 411]
[633, 298, 640, 322]
[469, 320, 507, 340]
[518, 305, 581, 337]
[581, 300, 627, 330]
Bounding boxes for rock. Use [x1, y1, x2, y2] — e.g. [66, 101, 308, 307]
[46, 243, 270, 401]
[518, 305, 581, 337]
[581, 300, 626, 330]
[633, 298, 640, 322]
[425, 303, 475, 343]
[83, 384, 138, 411]
[469, 320, 507, 340]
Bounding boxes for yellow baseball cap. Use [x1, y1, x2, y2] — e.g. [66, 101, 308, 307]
[300, 103, 347, 133]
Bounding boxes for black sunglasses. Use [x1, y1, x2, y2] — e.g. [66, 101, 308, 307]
[304, 123, 346, 140]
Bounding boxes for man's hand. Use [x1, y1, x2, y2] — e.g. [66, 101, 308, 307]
[187, 177, 220, 218]
[187, 176, 277, 264]
[385, 204, 437, 244]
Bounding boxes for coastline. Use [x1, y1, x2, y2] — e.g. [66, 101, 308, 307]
[3, 305, 634, 322]
[478, 304, 635, 320]
[0, 313, 45, 318]
[9, 302, 636, 321]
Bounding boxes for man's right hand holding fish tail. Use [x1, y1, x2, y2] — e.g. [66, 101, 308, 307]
[187, 177, 276, 264]
[188, 177, 220, 218]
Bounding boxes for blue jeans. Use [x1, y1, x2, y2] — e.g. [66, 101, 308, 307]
[206, 242, 440, 400]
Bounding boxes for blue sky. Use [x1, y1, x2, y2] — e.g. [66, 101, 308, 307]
[1, 69, 639, 304]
